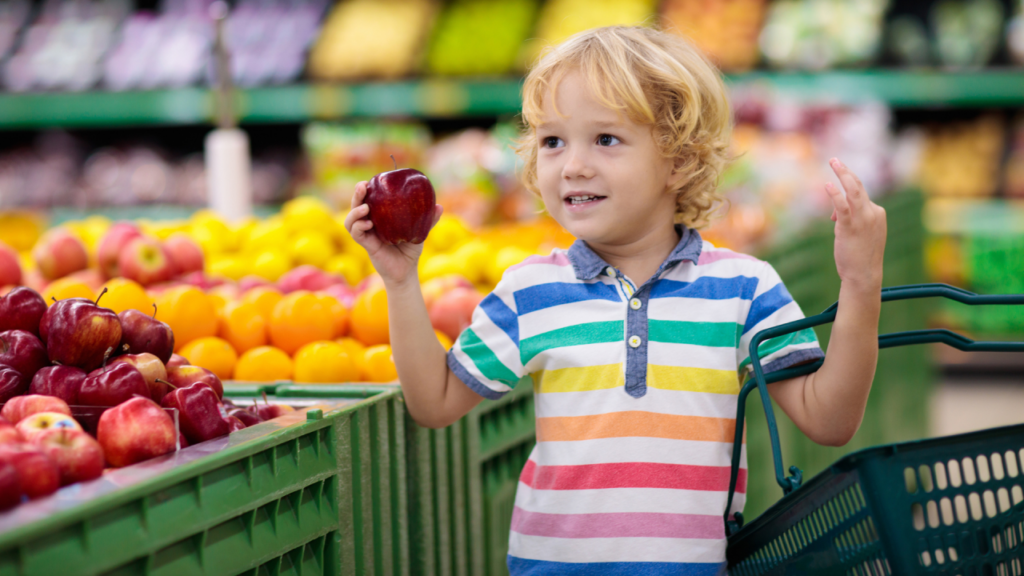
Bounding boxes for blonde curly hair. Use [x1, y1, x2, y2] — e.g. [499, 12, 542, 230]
[516, 26, 732, 228]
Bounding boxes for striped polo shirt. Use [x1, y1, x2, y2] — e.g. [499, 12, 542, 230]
[447, 227, 824, 575]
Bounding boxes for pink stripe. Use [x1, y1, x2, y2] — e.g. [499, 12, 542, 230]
[519, 460, 746, 493]
[507, 252, 571, 272]
[511, 506, 726, 539]
[697, 249, 758, 265]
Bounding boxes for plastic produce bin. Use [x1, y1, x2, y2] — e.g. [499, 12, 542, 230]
[277, 380, 536, 576]
[0, 386, 409, 576]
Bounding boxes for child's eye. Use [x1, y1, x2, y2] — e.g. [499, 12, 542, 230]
[597, 134, 620, 146]
[541, 136, 564, 149]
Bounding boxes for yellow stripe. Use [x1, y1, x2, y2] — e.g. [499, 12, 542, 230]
[532, 364, 624, 393]
[647, 365, 740, 395]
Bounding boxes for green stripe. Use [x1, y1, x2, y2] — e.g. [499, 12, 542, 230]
[459, 328, 520, 385]
[520, 321, 624, 364]
[739, 328, 820, 370]
[648, 320, 743, 348]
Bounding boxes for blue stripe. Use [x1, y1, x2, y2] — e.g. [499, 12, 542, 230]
[649, 276, 758, 301]
[514, 281, 620, 315]
[447, 352, 507, 400]
[508, 557, 726, 576]
[480, 292, 519, 346]
[743, 282, 794, 334]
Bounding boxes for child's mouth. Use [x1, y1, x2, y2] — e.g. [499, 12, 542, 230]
[565, 194, 606, 207]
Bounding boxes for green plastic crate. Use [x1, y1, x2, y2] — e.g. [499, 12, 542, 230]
[277, 380, 536, 576]
[748, 190, 930, 519]
[0, 387, 410, 576]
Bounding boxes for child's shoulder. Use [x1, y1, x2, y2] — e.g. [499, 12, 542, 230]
[494, 248, 577, 291]
[695, 240, 767, 271]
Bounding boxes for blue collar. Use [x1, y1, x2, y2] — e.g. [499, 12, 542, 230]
[566, 225, 703, 282]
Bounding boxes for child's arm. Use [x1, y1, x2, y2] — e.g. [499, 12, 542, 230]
[345, 182, 483, 429]
[767, 159, 887, 447]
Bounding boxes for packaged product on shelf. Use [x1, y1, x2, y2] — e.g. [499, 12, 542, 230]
[425, 0, 538, 76]
[302, 122, 431, 208]
[3, 0, 129, 92]
[660, 0, 766, 72]
[758, 0, 889, 70]
[518, 0, 656, 69]
[307, 0, 437, 80]
[1005, 115, 1024, 198]
[931, 0, 1005, 69]
[910, 114, 1005, 198]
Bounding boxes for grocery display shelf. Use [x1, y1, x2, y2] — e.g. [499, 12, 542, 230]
[2, 69, 1023, 129]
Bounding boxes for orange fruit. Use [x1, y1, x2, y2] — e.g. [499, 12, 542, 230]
[178, 336, 239, 380]
[240, 286, 283, 322]
[234, 346, 293, 382]
[435, 330, 454, 350]
[99, 278, 153, 314]
[269, 291, 335, 355]
[42, 278, 96, 305]
[363, 345, 398, 382]
[350, 286, 389, 346]
[315, 292, 350, 338]
[293, 341, 359, 383]
[335, 337, 366, 380]
[218, 301, 268, 354]
[155, 286, 219, 350]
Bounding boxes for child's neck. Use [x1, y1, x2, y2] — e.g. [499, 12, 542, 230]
[586, 225, 682, 287]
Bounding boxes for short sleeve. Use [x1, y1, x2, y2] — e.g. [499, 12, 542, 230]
[737, 262, 825, 377]
[447, 274, 524, 400]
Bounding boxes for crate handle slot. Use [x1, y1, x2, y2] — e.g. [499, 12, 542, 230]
[724, 283, 1024, 536]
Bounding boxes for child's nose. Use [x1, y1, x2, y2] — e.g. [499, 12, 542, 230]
[561, 147, 595, 180]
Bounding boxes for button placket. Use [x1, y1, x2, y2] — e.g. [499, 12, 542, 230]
[623, 286, 650, 398]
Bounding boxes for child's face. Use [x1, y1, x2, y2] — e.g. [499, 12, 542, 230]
[534, 70, 681, 247]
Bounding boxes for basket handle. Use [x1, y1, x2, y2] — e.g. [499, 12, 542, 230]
[723, 283, 1024, 536]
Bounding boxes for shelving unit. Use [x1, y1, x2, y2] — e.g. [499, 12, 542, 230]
[2, 69, 1022, 129]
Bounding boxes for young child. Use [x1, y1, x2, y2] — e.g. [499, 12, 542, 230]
[345, 26, 887, 576]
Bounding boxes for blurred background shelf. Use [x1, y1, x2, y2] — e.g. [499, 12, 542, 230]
[2, 69, 1023, 129]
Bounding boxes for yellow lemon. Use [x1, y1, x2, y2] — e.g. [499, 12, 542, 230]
[99, 278, 153, 314]
[293, 341, 359, 383]
[251, 250, 292, 281]
[325, 253, 365, 285]
[243, 218, 289, 253]
[179, 336, 239, 381]
[289, 231, 336, 268]
[282, 197, 336, 235]
[234, 346, 294, 382]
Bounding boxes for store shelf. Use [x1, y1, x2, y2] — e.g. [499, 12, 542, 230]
[924, 198, 1024, 235]
[1, 69, 1023, 129]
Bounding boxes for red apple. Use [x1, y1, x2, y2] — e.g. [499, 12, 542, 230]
[0, 241, 21, 287]
[0, 459, 21, 509]
[0, 442, 59, 499]
[166, 365, 223, 399]
[228, 407, 262, 427]
[254, 403, 295, 421]
[1, 395, 71, 423]
[78, 363, 150, 407]
[0, 286, 47, 337]
[108, 353, 169, 403]
[161, 382, 229, 444]
[117, 309, 175, 364]
[364, 165, 437, 245]
[97, 396, 176, 468]
[43, 295, 122, 371]
[0, 417, 23, 444]
[163, 233, 204, 275]
[0, 365, 25, 403]
[118, 237, 175, 286]
[224, 416, 245, 432]
[278, 265, 335, 294]
[35, 428, 104, 485]
[32, 228, 88, 281]
[97, 222, 143, 279]
[29, 365, 86, 405]
[0, 330, 49, 386]
[166, 353, 188, 371]
[16, 411, 82, 443]
[428, 287, 484, 341]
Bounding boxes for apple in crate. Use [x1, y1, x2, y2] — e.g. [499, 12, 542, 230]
[365, 162, 437, 245]
[97, 396, 176, 468]
[1, 395, 71, 423]
[0, 329, 49, 387]
[0, 365, 25, 403]
[35, 428, 104, 485]
[167, 365, 223, 399]
[16, 411, 82, 442]
[32, 228, 88, 281]
[42, 296, 122, 372]
[0, 417, 24, 443]
[97, 222, 143, 279]
[160, 381, 229, 445]
[118, 237, 175, 287]
[29, 365, 87, 405]
[118, 309, 175, 364]
[109, 353, 169, 403]
[0, 442, 59, 499]
[0, 286, 47, 336]
[0, 459, 21, 510]
[78, 363, 150, 407]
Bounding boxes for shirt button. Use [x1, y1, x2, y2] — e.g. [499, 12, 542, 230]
[629, 298, 642, 310]
[606, 267, 616, 278]
[628, 335, 642, 348]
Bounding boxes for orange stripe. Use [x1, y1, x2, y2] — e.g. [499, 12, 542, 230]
[536, 411, 736, 443]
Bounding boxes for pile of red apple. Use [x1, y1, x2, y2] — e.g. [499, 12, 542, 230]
[0, 285, 293, 512]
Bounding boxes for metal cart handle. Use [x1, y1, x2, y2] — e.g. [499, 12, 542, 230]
[723, 283, 1024, 536]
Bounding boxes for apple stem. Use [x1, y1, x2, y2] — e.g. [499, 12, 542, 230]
[101, 347, 114, 369]
[156, 378, 176, 390]
[51, 297, 57, 304]
[261, 390, 269, 406]
[95, 287, 108, 306]
[391, 154, 397, 170]
[152, 303, 158, 319]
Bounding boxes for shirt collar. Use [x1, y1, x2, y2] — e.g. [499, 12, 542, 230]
[566, 225, 703, 281]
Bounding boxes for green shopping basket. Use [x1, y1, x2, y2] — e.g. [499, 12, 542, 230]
[724, 283, 1024, 575]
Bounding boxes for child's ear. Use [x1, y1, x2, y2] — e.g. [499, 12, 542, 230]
[666, 164, 691, 192]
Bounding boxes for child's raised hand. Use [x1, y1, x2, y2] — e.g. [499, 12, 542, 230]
[344, 181, 443, 287]
[824, 158, 887, 293]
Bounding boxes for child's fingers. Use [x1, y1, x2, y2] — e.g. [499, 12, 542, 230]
[343, 204, 370, 231]
[829, 158, 866, 206]
[825, 181, 850, 221]
[351, 181, 368, 209]
[430, 205, 444, 228]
